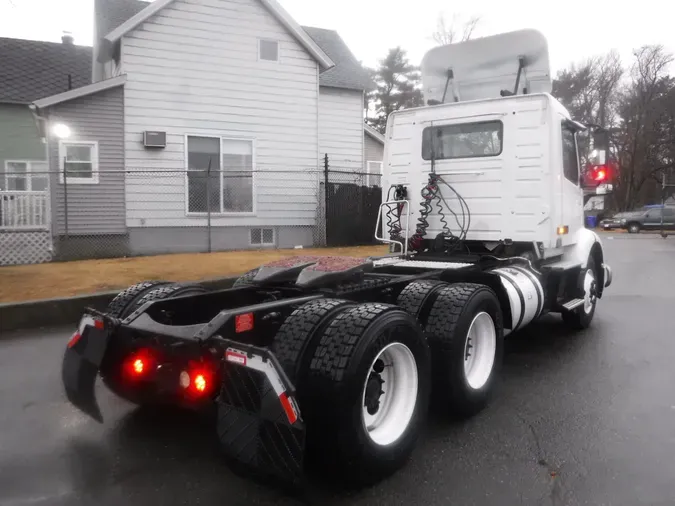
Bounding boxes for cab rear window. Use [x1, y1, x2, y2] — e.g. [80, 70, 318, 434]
[422, 120, 503, 160]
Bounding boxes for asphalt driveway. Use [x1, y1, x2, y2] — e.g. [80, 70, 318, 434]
[1, 232, 674, 506]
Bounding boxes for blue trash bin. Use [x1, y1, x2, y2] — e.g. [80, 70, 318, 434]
[586, 215, 597, 228]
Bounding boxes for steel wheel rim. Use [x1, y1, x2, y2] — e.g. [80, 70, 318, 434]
[583, 269, 596, 314]
[463, 312, 497, 390]
[361, 342, 418, 446]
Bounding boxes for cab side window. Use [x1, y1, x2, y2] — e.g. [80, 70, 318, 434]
[561, 124, 580, 185]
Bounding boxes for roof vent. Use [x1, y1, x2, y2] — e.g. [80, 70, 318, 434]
[61, 32, 74, 45]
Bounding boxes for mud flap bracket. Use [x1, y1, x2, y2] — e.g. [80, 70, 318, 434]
[216, 341, 306, 488]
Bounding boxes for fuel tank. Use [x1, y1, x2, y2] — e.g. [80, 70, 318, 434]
[490, 265, 544, 336]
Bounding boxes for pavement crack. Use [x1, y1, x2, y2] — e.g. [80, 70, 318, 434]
[516, 413, 547, 467]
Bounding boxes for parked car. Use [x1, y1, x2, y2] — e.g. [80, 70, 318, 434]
[599, 212, 638, 230]
[602, 207, 675, 233]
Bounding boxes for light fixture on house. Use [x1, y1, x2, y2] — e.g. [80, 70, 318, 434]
[52, 123, 71, 139]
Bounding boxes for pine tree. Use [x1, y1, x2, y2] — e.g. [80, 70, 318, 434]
[366, 47, 423, 134]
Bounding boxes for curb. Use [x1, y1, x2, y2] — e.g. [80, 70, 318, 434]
[0, 277, 236, 334]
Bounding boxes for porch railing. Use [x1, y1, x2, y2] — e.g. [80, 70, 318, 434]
[0, 191, 49, 230]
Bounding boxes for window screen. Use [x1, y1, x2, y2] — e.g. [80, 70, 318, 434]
[422, 120, 503, 160]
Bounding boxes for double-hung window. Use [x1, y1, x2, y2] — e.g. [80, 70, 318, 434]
[58, 141, 99, 184]
[187, 136, 254, 214]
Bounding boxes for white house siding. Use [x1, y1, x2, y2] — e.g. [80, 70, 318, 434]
[364, 133, 384, 168]
[121, 0, 321, 245]
[318, 87, 364, 172]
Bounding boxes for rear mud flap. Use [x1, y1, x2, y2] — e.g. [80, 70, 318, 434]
[216, 346, 306, 488]
[61, 316, 111, 423]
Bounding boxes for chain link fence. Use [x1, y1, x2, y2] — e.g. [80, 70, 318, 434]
[0, 162, 383, 265]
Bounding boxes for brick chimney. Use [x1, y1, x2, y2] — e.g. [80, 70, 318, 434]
[61, 31, 74, 45]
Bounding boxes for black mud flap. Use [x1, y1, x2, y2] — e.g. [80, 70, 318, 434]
[61, 315, 112, 423]
[216, 345, 306, 489]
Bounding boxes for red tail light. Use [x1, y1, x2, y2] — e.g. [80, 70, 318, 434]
[132, 358, 145, 375]
[193, 373, 207, 393]
[180, 364, 215, 397]
[124, 350, 154, 379]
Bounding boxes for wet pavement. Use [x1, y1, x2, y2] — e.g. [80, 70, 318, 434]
[1, 232, 675, 506]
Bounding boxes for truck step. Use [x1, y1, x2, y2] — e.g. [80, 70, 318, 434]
[562, 298, 585, 311]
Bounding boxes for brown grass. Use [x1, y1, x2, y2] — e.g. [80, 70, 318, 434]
[0, 245, 389, 304]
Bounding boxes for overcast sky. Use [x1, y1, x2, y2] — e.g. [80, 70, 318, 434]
[1, 0, 673, 73]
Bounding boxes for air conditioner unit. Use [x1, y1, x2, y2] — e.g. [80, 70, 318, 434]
[143, 131, 166, 148]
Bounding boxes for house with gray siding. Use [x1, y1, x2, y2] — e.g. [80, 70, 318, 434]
[364, 124, 385, 185]
[0, 35, 91, 265]
[28, 0, 375, 260]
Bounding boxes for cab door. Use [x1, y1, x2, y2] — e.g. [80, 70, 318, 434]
[560, 119, 583, 242]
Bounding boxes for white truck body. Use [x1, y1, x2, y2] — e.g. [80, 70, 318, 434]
[383, 93, 585, 256]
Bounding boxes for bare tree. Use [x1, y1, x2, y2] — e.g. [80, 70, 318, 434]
[431, 12, 480, 46]
[614, 45, 674, 209]
[552, 51, 624, 173]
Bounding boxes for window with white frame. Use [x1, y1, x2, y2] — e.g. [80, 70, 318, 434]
[59, 141, 99, 184]
[366, 161, 383, 187]
[259, 39, 279, 62]
[4, 161, 48, 191]
[187, 136, 254, 214]
[250, 227, 274, 246]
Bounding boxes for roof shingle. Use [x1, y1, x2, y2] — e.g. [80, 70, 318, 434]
[302, 26, 373, 91]
[0, 37, 92, 104]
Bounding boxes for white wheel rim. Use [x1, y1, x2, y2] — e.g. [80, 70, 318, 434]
[463, 312, 497, 390]
[583, 269, 596, 314]
[361, 342, 418, 446]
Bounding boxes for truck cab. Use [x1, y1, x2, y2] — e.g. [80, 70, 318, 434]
[380, 29, 609, 271]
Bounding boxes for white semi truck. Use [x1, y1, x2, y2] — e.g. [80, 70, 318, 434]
[62, 29, 612, 489]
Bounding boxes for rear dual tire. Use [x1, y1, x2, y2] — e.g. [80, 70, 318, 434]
[271, 301, 431, 485]
[425, 283, 504, 417]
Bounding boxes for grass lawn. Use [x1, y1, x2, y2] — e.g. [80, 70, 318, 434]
[0, 245, 389, 304]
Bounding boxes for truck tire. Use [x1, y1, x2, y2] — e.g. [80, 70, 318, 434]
[425, 283, 504, 417]
[270, 298, 357, 390]
[305, 303, 431, 485]
[232, 268, 260, 287]
[396, 280, 448, 325]
[105, 281, 171, 319]
[562, 256, 598, 330]
[125, 283, 208, 318]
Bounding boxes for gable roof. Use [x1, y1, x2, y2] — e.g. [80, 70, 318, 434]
[0, 37, 92, 104]
[33, 75, 126, 109]
[97, 0, 333, 70]
[94, 0, 372, 90]
[364, 124, 385, 145]
[302, 26, 373, 91]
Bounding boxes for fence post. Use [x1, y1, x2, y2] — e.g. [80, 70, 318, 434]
[206, 159, 212, 253]
[62, 156, 69, 238]
[323, 153, 329, 246]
